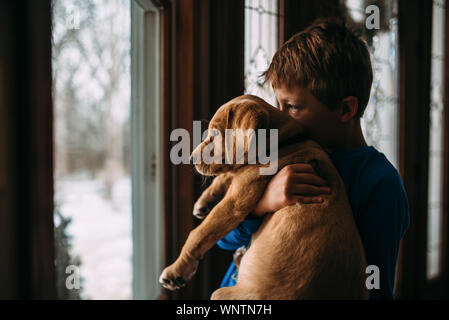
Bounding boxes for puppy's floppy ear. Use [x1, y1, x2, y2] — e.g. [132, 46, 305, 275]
[235, 105, 270, 131]
[223, 104, 270, 165]
[225, 108, 234, 130]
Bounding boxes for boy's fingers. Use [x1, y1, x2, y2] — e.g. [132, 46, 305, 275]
[285, 163, 315, 174]
[291, 184, 331, 195]
[292, 173, 329, 186]
[295, 196, 323, 204]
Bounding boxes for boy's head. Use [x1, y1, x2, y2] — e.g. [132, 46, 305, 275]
[263, 19, 373, 148]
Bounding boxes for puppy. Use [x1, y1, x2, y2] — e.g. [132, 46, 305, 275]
[159, 95, 368, 299]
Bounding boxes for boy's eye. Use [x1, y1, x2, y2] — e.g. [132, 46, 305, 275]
[287, 104, 302, 111]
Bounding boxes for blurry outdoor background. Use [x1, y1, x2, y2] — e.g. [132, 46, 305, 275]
[52, 0, 132, 299]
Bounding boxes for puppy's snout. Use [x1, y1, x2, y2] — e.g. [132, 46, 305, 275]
[191, 144, 202, 164]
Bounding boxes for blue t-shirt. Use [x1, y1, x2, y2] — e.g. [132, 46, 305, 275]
[216, 146, 410, 300]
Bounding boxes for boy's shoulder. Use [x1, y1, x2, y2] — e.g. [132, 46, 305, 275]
[359, 147, 403, 186]
[329, 146, 402, 187]
[361, 149, 409, 209]
[329, 146, 409, 214]
[352, 148, 410, 240]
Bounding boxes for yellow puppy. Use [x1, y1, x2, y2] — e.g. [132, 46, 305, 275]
[160, 95, 368, 299]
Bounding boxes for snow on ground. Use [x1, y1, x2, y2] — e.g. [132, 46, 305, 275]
[55, 175, 132, 300]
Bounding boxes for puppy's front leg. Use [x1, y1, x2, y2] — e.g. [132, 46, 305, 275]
[160, 175, 266, 290]
[193, 172, 233, 219]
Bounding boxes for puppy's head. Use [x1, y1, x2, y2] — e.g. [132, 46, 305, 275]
[191, 95, 272, 176]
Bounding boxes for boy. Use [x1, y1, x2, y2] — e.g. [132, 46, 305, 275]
[216, 20, 410, 300]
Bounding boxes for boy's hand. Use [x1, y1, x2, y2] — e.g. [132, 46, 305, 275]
[251, 164, 331, 217]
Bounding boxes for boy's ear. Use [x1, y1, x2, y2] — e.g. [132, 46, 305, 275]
[340, 96, 359, 122]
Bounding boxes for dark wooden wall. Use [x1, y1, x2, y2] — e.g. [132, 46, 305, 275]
[396, 0, 433, 299]
[280, 0, 346, 42]
[0, 1, 19, 299]
[162, 0, 244, 299]
[0, 0, 55, 299]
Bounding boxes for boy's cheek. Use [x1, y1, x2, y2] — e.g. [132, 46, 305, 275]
[292, 115, 339, 146]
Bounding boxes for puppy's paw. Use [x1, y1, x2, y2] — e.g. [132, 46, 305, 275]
[192, 202, 211, 220]
[192, 195, 220, 219]
[159, 270, 186, 291]
[159, 260, 199, 291]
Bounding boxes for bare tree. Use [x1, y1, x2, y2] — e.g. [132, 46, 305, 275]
[52, 0, 130, 198]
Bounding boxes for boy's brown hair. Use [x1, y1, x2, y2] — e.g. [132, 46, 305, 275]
[263, 19, 373, 117]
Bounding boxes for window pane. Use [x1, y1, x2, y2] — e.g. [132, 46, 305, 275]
[244, 0, 279, 105]
[345, 0, 400, 168]
[427, 0, 446, 280]
[52, 0, 132, 299]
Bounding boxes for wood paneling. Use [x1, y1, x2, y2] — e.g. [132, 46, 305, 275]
[0, 2, 19, 298]
[0, 62, 5, 192]
[162, 0, 243, 299]
[280, 0, 345, 43]
[396, 0, 432, 299]
[197, 0, 244, 298]
[0, 0, 55, 299]
[165, 0, 197, 300]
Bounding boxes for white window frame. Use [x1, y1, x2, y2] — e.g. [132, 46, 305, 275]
[131, 0, 164, 300]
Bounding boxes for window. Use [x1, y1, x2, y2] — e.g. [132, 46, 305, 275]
[427, 0, 446, 281]
[244, 0, 279, 105]
[130, 0, 164, 299]
[53, 0, 164, 300]
[53, 0, 132, 299]
[345, 0, 400, 167]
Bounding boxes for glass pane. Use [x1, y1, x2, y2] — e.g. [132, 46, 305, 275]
[344, 0, 400, 168]
[244, 0, 279, 105]
[52, 0, 132, 299]
[427, 0, 446, 280]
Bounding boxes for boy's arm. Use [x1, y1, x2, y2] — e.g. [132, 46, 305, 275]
[252, 163, 330, 216]
[357, 172, 410, 299]
[217, 163, 330, 250]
